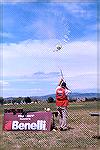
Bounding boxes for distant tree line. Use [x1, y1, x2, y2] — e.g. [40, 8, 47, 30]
[46, 97, 100, 103]
[46, 97, 55, 103]
[0, 96, 32, 105]
[0, 96, 100, 105]
[0, 97, 4, 105]
[69, 97, 100, 102]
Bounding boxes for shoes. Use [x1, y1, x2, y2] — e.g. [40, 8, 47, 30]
[52, 127, 70, 131]
[60, 127, 70, 131]
[52, 129, 57, 132]
[52, 127, 58, 131]
[60, 127, 66, 131]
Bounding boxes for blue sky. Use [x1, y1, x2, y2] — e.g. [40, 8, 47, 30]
[0, 1, 99, 97]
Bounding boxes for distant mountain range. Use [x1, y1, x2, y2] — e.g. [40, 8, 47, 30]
[4, 92, 100, 101]
[30, 93, 99, 100]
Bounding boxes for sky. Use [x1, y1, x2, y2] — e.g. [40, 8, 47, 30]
[0, 0, 99, 97]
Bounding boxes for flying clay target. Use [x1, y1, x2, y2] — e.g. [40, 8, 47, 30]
[56, 44, 62, 50]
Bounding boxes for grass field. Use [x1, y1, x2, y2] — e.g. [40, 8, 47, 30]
[0, 101, 100, 150]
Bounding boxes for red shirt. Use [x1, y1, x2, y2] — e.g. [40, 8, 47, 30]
[56, 86, 70, 107]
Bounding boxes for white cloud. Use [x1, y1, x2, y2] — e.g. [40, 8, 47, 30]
[2, 39, 57, 58]
[4, 88, 42, 91]
[0, 80, 9, 86]
[2, 72, 97, 97]
[3, 87, 44, 97]
[2, 39, 97, 77]
[61, 2, 97, 19]
[2, 39, 97, 58]
[67, 73, 97, 89]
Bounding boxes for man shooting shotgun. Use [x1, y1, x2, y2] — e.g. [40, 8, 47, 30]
[55, 72, 71, 131]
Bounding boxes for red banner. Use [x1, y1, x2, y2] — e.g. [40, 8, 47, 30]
[3, 111, 52, 131]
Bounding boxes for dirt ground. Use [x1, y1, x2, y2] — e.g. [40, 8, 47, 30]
[0, 102, 100, 150]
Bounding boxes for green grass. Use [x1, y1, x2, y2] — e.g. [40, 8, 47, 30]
[0, 101, 100, 150]
[0, 101, 99, 113]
